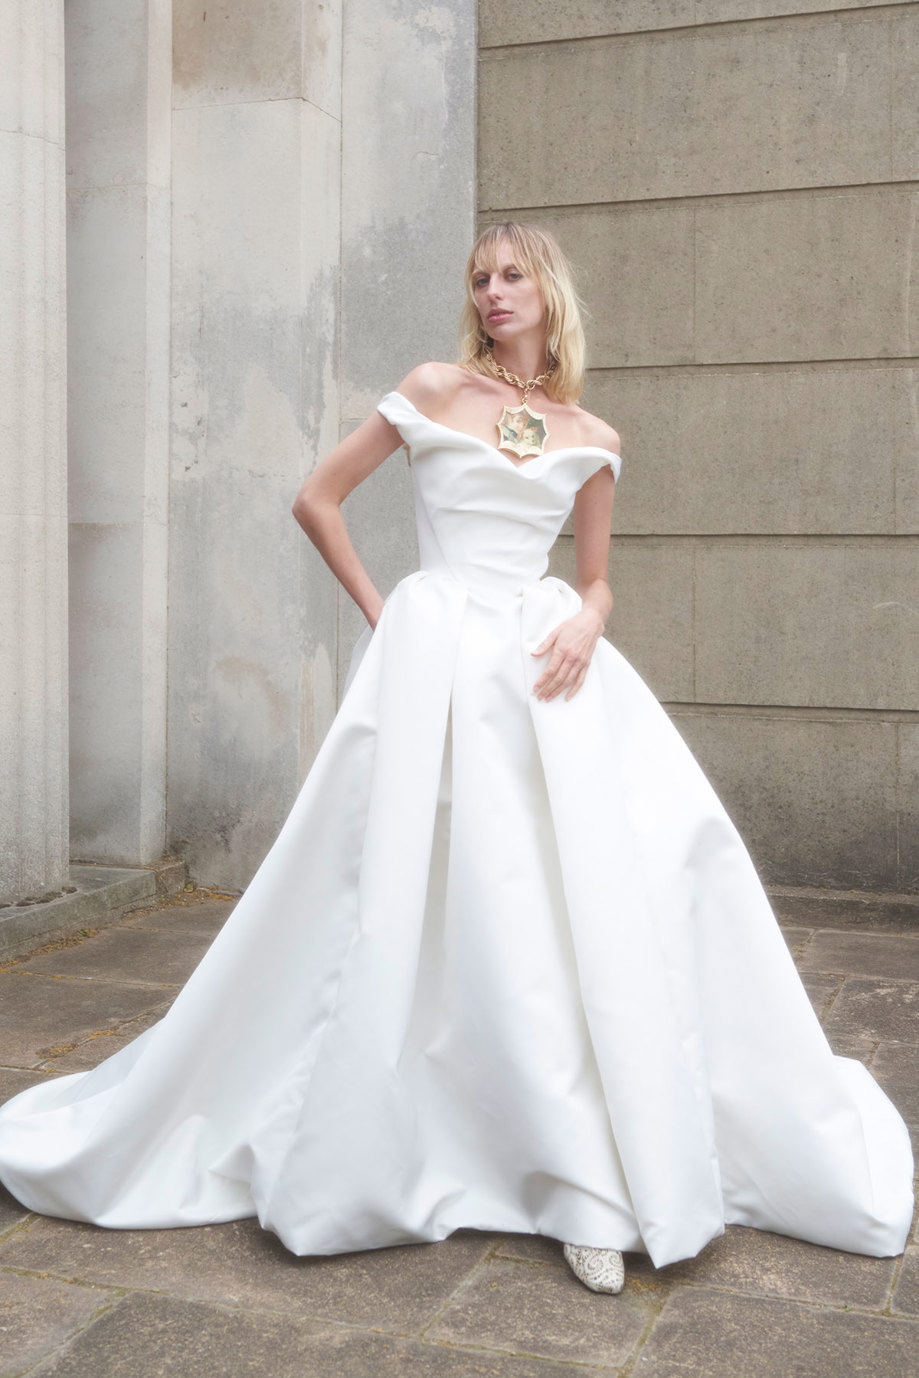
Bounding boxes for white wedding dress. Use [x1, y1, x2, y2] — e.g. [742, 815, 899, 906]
[0, 391, 912, 1268]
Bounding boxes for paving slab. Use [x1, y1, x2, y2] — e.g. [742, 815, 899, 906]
[893, 1245, 919, 1316]
[799, 930, 919, 982]
[870, 1042, 919, 1125]
[0, 973, 169, 1068]
[825, 1032, 876, 1063]
[823, 977, 919, 1046]
[0, 1216, 496, 1335]
[636, 1286, 919, 1378]
[662, 1222, 896, 1309]
[0, 1068, 61, 1238]
[0, 1068, 58, 1098]
[15, 925, 213, 987]
[121, 896, 234, 939]
[798, 971, 842, 1018]
[426, 1255, 657, 1368]
[778, 926, 813, 954]
[37, 1005, 172, 1074]
[0, 1270, 117, 1378]
[492, 1234, 569, 1267]
[25, 1292, 591, 1378]
[0, 1184, 32, 1237]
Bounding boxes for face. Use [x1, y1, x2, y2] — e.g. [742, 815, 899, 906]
[471, 240, 545, 342]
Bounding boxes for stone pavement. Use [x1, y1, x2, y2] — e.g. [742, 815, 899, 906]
[0, 892, 917, 1378]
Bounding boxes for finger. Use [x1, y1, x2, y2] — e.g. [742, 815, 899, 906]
[564, 665, 589, 701]
[534, 649, 570, 690]
[535, 657, 575, 700]
[545, 653, 590, 701]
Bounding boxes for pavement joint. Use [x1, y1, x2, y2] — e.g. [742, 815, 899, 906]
[3, 968, 178, 992]
[416, 1239, 510, 1340]
[805, 972, 845, 1021]
[666, 1272, 897, 1316]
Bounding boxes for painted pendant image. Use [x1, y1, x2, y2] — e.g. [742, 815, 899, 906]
[496, 404, 549, 459]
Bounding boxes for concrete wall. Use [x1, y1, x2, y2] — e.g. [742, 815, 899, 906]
[479, 0, 919, 892]
[167, 0, 475, 888]
[336, 0, 477, 668]
[57, 0, 475, 891]
[166, 0, 343, 889]
[66, 0, 171, 867]
[0, 0, 70, 904]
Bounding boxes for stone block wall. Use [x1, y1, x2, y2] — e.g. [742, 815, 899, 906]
[479, 0, 919, 892]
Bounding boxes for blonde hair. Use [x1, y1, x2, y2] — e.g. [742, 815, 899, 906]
[459, 222, 586, 405]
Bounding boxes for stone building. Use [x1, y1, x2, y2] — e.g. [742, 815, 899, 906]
[2, 0, 916, 922]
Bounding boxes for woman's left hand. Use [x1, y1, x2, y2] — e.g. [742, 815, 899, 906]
[530, 607, 606, 702]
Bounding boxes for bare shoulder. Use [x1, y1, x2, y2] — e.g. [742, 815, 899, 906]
[396, 361, 467, 412]
[573, 405, 621, 455]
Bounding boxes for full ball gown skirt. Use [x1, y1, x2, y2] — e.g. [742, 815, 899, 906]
[0, 391, 912, 1268]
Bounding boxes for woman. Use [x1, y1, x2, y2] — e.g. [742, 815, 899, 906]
[0, 223, 912, 1298]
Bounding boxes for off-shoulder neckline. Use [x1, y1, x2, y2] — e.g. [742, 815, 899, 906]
[381, 391, 621, 473]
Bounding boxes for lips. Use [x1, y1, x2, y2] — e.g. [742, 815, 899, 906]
[488, 311, 511, 323]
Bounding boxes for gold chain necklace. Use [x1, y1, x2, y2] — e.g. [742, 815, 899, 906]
[489, 352, 556, 459]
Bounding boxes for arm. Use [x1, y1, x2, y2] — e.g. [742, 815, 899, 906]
[291, 410, 404, 629]
[531, 456, 617, 702]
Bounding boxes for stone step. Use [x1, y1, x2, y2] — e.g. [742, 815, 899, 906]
[768, 884, 919, 932]
[0, 859, 188, 961]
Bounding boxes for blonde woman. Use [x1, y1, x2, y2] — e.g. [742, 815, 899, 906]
[0, 224, 912, 1298]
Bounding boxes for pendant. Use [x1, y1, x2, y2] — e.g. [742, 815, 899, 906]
[496, 402, 550, 459]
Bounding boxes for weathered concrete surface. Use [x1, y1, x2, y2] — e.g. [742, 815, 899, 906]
[0, 0, 69, 905]
[479, 1, 919, 895]
[770, 886, 919, 932]
[167, 2, 342, 892]
[166, 0, 476, 889]
[584, 366, 919, 538]
[336, 0, 476, 672]
[512, 194, 919, 371]
[0, 860, 188, 961]
[0, 891, 915, 1376]
[65, 0, 172, 869]
[479, 0, 915, 46]
[480, 14, 919, 208]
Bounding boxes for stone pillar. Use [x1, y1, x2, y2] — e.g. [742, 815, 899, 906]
[337, 0, 477, 666]
[168, 0, 343, 890]
[0, 1, 69, 903]
[66, 0, 172, 866]
[167, 0, 477, 890]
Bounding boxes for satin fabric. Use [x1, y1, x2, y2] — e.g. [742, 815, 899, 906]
[0, 390, 912, 1267]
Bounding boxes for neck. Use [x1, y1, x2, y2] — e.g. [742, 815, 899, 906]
[490, 341, 550, 383]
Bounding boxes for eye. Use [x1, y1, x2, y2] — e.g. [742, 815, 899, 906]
[506, 270, 522, 281]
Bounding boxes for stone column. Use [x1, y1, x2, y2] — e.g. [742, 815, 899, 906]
[66, 0, 172, 866]
[337, 0, 477, 668]
[168, 0, 343, 890]
[0, 1, 69, 904]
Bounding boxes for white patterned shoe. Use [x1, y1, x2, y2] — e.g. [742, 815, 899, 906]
[562, 1243, 626, 1294]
